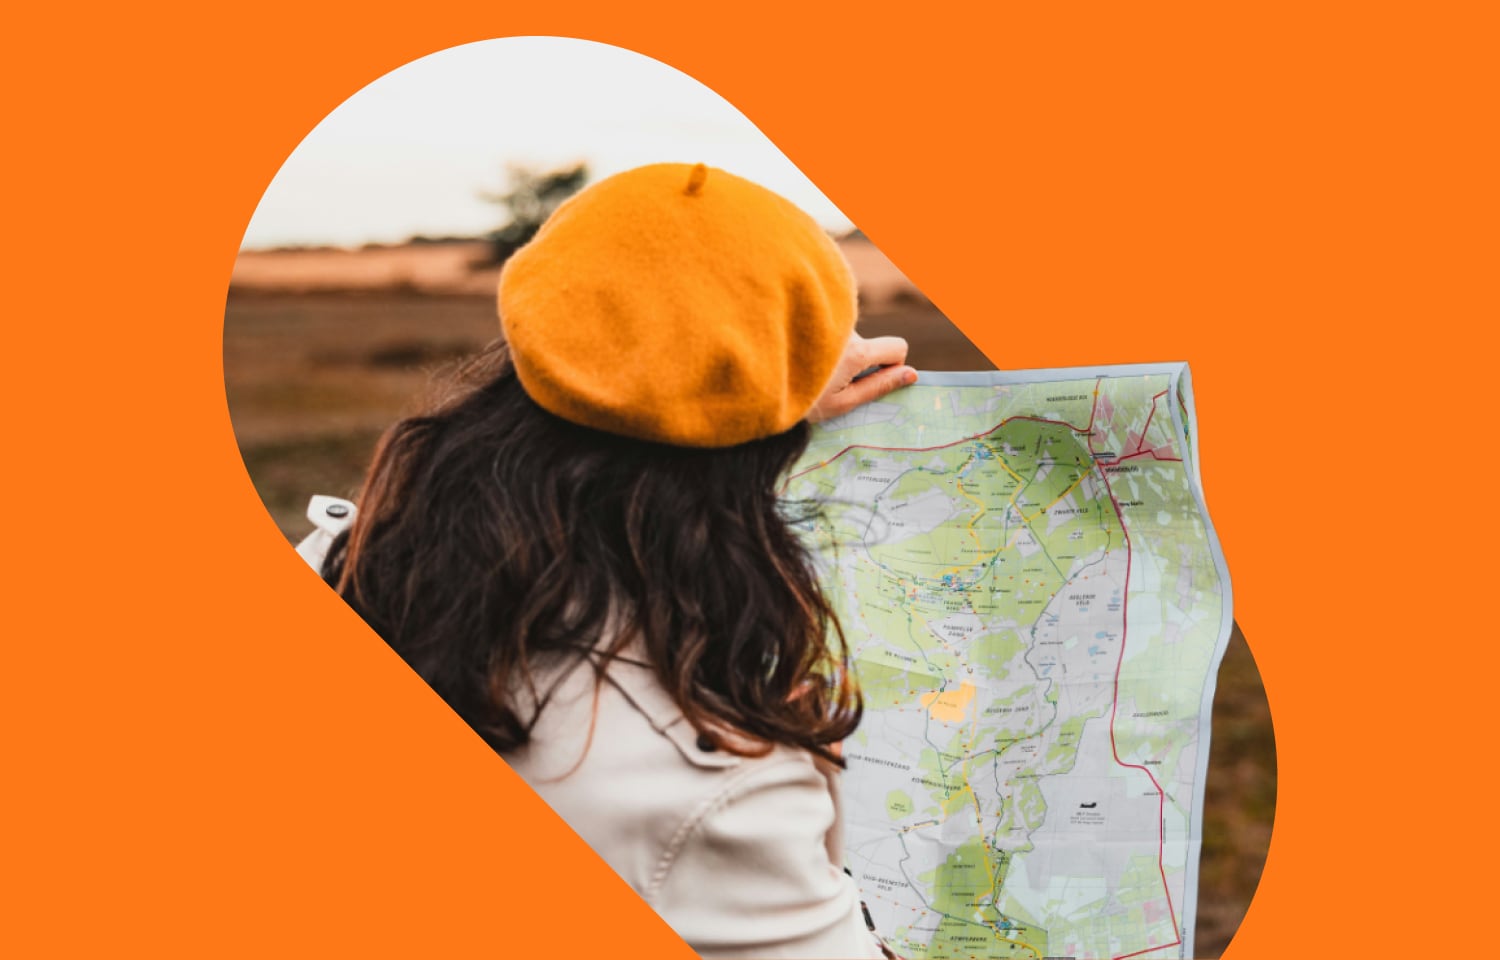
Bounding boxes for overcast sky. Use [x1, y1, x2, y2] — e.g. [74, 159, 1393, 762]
[240, 37, 854, 249]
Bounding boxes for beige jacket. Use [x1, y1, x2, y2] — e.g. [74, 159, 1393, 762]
[503, 650, 884, 959]
[296, 498, 881, 958]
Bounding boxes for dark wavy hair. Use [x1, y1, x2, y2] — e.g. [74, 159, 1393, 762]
[320, 340, 860, 766]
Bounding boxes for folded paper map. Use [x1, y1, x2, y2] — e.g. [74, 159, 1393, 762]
[788, 363, 1232, 960]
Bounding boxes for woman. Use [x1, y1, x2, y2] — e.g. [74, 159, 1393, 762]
[314, 163, 916, 958]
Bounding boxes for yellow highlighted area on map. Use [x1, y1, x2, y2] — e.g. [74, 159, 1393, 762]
[919, 682, 976, 722]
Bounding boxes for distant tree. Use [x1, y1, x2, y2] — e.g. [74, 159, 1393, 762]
[481, 162, 590, 265]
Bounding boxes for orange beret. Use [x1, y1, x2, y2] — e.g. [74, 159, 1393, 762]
[498, 163, 857, 447]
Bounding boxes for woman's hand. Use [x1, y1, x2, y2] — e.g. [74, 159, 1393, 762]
[807, 334, 918, 424]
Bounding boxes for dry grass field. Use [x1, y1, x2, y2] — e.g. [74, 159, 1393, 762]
[225, 239, 1272, 958]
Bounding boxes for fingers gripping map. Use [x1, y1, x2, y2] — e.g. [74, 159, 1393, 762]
[787, 364, 1232, 960]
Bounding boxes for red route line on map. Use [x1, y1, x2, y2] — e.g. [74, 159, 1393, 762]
[1117, 389, 1186, 466]
[795, 378, 1185, 959]
[1090, 387, 1182, 960]
[1113, 449, 1184, 464]
[1135, 390, 1169, 454]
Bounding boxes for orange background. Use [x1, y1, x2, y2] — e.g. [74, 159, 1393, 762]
[9, 2, 1496, 956]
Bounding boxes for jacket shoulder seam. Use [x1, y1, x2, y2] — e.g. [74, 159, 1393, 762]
[642, 754, 818, 903]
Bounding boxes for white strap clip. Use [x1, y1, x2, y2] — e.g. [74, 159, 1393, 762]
[294, 495, 358, 573]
